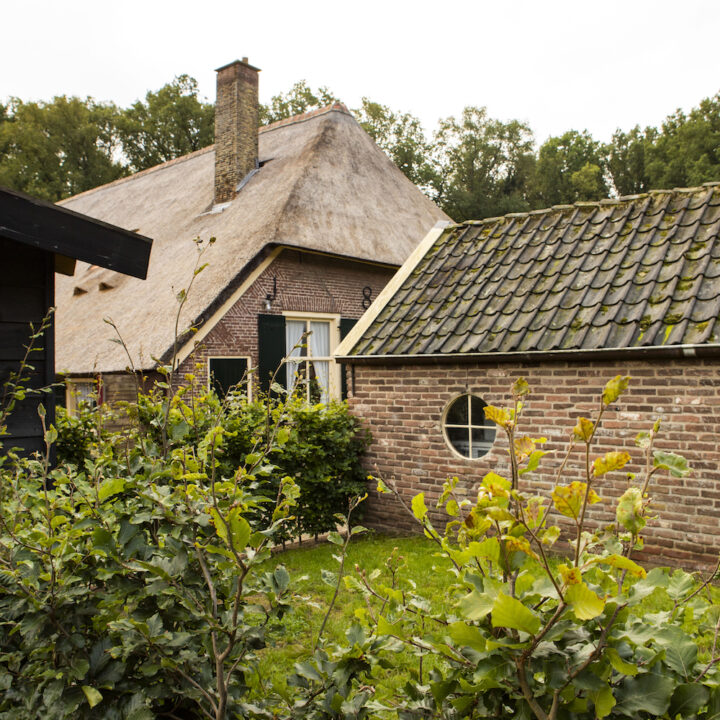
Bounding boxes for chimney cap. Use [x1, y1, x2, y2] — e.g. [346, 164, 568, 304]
[215, 57, 261, 73]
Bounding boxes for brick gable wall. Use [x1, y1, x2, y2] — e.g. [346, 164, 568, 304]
[346, 359, 720, 569]
[177, 249, 394, 385]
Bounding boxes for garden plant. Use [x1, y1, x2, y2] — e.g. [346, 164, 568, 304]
[286, 376, 720, 719]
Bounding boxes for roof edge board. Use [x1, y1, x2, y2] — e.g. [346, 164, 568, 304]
[335, 221, 453, 357]
[337, 343, 720, 365]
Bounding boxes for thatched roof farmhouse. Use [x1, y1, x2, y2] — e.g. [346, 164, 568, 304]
[55, 58, 448, 406]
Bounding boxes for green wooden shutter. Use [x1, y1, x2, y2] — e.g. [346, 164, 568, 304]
[339, 318, 357, 400]
[258, 314, 286, 395]
[209, 358, 248, 398]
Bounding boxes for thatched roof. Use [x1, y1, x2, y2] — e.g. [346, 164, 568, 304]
[55, 105, 448, 374]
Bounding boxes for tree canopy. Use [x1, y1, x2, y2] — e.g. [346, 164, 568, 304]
[1, 75, 719, 217]
[115, 74, 214, 172]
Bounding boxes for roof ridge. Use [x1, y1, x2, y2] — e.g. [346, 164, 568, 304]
[60, 104, 353, 205]
[58, 144, 216, 204]
[458, 183, 720, 229]
[259, 103, 352, 133]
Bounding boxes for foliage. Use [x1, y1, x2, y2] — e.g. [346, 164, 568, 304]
[0, 373, 302, 719]
[115, 74, 215, 172]
[432, 106, 536, 221]
[54, 403, 103, 468]
[533, 130, 609, 207]
[354, 98, 437, 191]
[292, 377, 720, 719]
[0, 96, 125, 201]
[259, 80, 341, 125]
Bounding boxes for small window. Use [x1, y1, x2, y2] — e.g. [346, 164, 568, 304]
[65, 378, 98, 416]
[285, 318, 336, 403]
[209, 357, 250, 399]
[443, 394, 496, 459]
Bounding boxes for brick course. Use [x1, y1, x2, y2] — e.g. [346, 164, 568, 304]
[177, 249, 394, 387]
[346, 359, 720, 569]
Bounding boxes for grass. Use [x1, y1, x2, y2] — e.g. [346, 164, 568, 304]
[256, 532, 453, 694]
[253, 531, 720, 703]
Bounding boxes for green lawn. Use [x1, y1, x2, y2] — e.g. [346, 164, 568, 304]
[255, 532, 720, 700]
[257, 532, 452, 693]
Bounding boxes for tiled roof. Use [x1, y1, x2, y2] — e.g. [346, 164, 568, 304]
[345, 184, 720, 358]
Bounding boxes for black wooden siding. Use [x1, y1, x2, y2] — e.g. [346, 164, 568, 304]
[0, 237, 55, 455]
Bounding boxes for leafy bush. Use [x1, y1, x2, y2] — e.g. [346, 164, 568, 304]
[0, 392, 300, 719]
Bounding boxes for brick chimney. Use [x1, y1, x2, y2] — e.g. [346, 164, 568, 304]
[214, 57, 260, 205]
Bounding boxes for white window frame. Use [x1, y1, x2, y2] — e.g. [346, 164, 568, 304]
[282, 311, 341, 402]
[207, 355, 253, 401]
[65, 377, 98, 416]
[442, 394, 497, 460]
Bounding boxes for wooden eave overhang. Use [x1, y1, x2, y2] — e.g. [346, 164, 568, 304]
[0, 186, 152, 279]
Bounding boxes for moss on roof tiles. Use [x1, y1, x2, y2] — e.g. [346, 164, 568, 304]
[347, 186, 720, 357]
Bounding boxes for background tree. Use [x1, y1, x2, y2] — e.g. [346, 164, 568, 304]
[432, 106, 536, 221]
[354, 98, 437, 190]
[0, 96, 124, 201]
[259, 79, 340, 124]
[532, 129, 609, 207]
[115, 74, 214, 172]
[605, 125, 656, 196]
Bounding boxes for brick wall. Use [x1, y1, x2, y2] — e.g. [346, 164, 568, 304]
[346, 359, 720, 569]
[177, 249, 394, 387]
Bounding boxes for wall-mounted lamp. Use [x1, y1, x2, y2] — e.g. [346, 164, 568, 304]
[265, 276, 277, 311]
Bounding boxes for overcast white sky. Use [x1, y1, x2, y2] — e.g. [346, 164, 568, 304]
[3, 0, 719, 145]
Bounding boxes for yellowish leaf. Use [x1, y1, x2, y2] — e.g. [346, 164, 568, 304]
[602, 375, 630, 406]
[573, 417, 594, 442]
[593, 451, 631, 477]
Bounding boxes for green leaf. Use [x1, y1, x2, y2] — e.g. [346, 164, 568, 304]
[606, 647, 638, 676]
[448, 621, 486, 652]
[467, 537, 500, 564]
[411, 493, 428, 521]
[98, 477, 125, 502]
[327, 531, 344, 545]
[82, 686, 103, 708]
[512, 377, 530, 397]
[615, 673, 674, 716]
[669, 683, 709, 717]
[45, 425, 58, 445]
[667, 570, 695, 600]
[616, 487, 645, 534]
[491, 592, 541, 635]
[602, 375, 630, 405]
[228, 509, 250, 550]
[565, 582, 605, 620]
[656, 626, 698, 677]
[589, 554, 646, 579]
[589, 685, 615, 718]
[377, 615, 401, 636]
[458, 590, 494, 621]
[653, 450, 690, 478]
[272, 565, 290, 594]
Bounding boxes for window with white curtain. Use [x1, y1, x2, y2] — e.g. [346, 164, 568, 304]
[285, 317, 335, 403]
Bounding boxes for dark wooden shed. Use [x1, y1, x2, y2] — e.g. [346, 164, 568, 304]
[0, 186, 152, 454]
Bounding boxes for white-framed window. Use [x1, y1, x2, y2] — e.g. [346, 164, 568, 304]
[442, 394, 497, 459]
[283, 312, 341, 403]
[207, 356, 252, 400]
[65, 377, 99, 416]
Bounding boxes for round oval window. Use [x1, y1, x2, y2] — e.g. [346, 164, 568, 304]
[443, 394, 496, 459]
